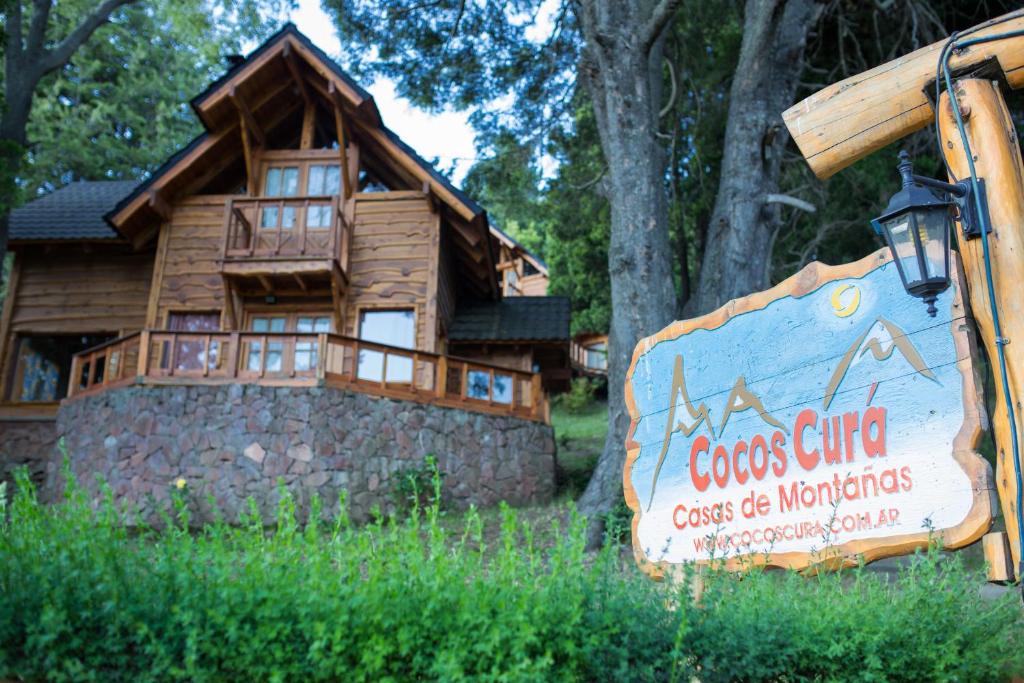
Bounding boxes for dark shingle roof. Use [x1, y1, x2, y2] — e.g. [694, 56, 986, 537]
[448, 296, 570, 342]
[11, 181, 136, 241]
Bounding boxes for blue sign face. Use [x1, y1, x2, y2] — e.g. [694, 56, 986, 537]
[624, 251, 990, 570]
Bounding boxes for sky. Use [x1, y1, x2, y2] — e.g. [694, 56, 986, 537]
[287, 0, 479, 184]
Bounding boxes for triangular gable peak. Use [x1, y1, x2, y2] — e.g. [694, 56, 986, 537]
[108, 24, 496, 296]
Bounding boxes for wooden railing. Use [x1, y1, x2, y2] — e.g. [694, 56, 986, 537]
[68, 333, 142, 397]
[222, 195, 351, 270]
[570, 339, 608, 375]
[68, 331, 547, 422]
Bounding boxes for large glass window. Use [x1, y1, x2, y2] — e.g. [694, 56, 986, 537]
[248, 316, 286, 372]
[357, 309, 415, 383]
[7, 334, 112, 402]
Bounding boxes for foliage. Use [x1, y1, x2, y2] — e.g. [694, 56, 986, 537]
[389, 453, 445, 515]
[554, 376, 597, 415]
[8, 0, 293, 203]
[682, 546, 1024, 682]
[3, 468, 1023, 681]
[0, 468, 686, 682]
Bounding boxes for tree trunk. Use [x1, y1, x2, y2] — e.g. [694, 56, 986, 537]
[689, 0, 820, 316]
[574, 1, 680, 546]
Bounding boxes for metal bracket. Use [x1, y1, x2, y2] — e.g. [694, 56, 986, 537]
[953, 178, 992, 240]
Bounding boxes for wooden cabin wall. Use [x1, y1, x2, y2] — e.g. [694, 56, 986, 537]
[0, 243, 154, 402]
[8, 244, 154, 334]
[436, 231, 457, 344]
[149, 195, 229, 327]
[519, 273, 548, 296]
[449, 344, 533, 373]
[345, 195, 435, 349]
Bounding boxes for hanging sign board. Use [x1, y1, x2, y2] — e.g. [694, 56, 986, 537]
[624, 249, 993, 577]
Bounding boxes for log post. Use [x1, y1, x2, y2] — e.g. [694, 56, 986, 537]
[939, 78, 1024, 580]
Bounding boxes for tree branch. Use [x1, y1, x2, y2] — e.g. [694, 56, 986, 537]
[765, 193, 817, 213]
[38, 0, 136, 76]
[26, 0, 53, 57]
[640, 0, 683, 54]
[6, 0, 23, 62]
[658, 57, 676, 118]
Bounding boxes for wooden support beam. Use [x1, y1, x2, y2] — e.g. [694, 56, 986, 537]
[300, 103, 316, 150]
[292, 273, 308, 291]
[257, 274, 273, 293]
[281, 40, 312, 106]
[939, 78, 1024, 581]
[329, 81, 353, 199]
[0, 255, 22, 400]
[147, 190, 172, 221]
[229, 85, 265, 148]
[239, 116, 256, 195]
[784, 11, 1024, 179]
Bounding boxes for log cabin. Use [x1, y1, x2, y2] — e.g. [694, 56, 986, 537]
[0, 25, 570, 507]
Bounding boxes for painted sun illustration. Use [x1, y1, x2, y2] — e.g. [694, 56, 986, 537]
[831, 284, 861, 318]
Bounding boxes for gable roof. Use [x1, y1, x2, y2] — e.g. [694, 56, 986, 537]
[10, 181, 137, 242]
[448, 296, 570, 342]
[490, 223, 547, 273]
[108, 23, 487, 241]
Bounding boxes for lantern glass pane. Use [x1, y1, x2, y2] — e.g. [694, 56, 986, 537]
[915, 209, 949, 280]
[883, 214, 921, 285]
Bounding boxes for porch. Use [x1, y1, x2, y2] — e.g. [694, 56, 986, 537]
[67, 331, 549, 423]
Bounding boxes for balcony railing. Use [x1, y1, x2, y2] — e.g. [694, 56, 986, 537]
[68, 331, 548, 422]
[221, 195, 351, 269]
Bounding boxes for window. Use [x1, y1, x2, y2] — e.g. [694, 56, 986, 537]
[246, 313, 332, 373]
[504, 269, 519, 295]
[7, 334, 112, 402]
[465, 370, 513, 404]
[294, 316, 331, 371]
[167, 312, 220, 373]
[261, 166, 299, 229]
[248, 316, 286, 372]
[358, 309, 415, 382]
[585, 342, 608, 371]
[306, 164, 340, 230]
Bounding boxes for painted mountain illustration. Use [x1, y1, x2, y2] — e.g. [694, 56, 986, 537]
[823, 316, 938, 410]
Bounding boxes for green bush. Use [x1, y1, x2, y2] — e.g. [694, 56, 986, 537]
[1, 467, 1022, 682]
[555, 377, 598, 414]
[0, 469, 684, 682]
[682, 550, 1024, 682]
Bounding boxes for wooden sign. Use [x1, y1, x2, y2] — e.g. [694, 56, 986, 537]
[624, 249, 993, 577]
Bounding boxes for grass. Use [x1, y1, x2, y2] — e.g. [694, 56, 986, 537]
[551, 398, 608, 497]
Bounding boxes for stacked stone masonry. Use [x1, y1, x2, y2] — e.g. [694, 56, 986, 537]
[42, 384, 555, 524]
[0, 420, 57, 491]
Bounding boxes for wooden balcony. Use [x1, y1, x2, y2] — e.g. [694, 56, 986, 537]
[68, 331, 548, 423]
[220, 195, 351, 293]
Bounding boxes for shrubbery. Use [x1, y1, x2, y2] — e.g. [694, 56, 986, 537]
[1, 465, 1022, 682]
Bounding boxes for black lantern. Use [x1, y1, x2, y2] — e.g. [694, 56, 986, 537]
[871, 151, 972, 317]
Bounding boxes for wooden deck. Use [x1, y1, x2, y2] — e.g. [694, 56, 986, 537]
[67, 331, 549, 423]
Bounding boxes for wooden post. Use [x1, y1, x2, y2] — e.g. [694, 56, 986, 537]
[436, 356, 447, 398]
[939, 79, 1024, 580]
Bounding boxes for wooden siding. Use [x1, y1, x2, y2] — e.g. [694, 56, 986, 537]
[9, 245, 153, 334]
[152, 195, 230, 326]
[436, 231, 457, 342]
[344, 195, 435, 349]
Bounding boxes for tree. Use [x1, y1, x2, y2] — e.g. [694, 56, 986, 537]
[1, 0, 291, 278]
[327, 1, 685, 543]
[2, 0, 137, 271]
[688, 0, 820, 316]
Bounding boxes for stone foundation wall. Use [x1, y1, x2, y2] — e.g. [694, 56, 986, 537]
[51, 385, 556, 524]
[0, 420, 57, 491]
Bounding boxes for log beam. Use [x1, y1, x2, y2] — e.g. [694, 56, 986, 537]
[784, 11, 1024, 179]
[328, 81, 353, 198]
[939, 78, 1024, 580]
[229, 86, 265, 148]
[281, 41, 312, 106]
